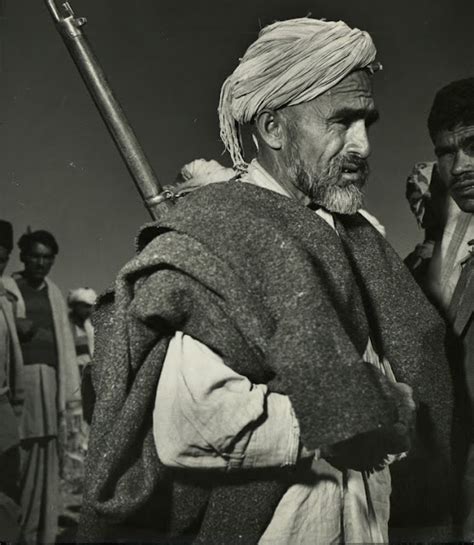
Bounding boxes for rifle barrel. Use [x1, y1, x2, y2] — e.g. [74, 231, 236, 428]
[44, 0, 171, 219]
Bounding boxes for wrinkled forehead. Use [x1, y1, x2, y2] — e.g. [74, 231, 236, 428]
[434, 123, 474, 147]
[324, 70, 375, 106]
[294, 69, 376, 119]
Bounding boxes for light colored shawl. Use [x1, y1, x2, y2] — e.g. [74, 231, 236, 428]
[10, 275, 81, 415]
[0, 277, 24, 412]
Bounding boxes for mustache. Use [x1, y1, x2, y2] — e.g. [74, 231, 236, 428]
[331, 154, 369, 186]
[452, 172, 474, 185]
[339, 154, 369, 173]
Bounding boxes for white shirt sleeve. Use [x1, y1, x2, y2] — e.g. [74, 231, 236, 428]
[153, 331, 300, 470]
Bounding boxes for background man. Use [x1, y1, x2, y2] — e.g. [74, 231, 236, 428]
[80, 18, 453, 544]
[0, 220, 23, 541]
[54, 287, 97, 538]
[405, 78, 474, 540]
[10, 229, 81, 544]
[68, 287, 97, 379]
[68, 287, 97, 426]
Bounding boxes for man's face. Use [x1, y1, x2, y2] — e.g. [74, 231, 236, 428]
[434, 124, 474, 213]
[0, 246, 10, 276]
[71, 302, 94, 322]
[283, 70, 378, 214]
[21, 242, 55, 283]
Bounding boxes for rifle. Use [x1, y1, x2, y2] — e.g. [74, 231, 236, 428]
[44, 0, 173, 220]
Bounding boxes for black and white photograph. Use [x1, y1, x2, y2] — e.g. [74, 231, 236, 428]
[1, 0, 473, 543]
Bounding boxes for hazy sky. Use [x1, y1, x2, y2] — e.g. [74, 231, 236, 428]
[1, 0, 473, 294]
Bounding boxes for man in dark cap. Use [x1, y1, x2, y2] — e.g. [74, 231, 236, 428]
[0, 219, 24, 542]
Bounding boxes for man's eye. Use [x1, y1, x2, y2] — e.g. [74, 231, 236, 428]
[436, 149, 454, 159]
[464, 141, 474, 157]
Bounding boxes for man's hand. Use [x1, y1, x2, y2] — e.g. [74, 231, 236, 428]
[382, 382, 417, 454]
[321, 382, 417, 472]
[390, 382, 416, 427]
[321, 429, 391, 472]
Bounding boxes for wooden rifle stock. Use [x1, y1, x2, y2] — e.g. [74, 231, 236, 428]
[44, 0, 173, 220]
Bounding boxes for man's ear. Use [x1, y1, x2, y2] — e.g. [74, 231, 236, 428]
[254, 109, 286, 151]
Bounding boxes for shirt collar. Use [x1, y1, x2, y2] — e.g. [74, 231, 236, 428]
[241, 159, 336, 230]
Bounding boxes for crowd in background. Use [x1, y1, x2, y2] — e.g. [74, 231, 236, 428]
[0, 221, 96, 543]
[2, 66, 474, 543]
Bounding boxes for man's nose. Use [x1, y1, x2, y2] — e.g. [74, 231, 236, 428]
[452, 148, 474, 176]
[346, 120, 371, 159]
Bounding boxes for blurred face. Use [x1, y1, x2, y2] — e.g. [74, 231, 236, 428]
[71, 302, 94, 322]
[0, 247, 10, 276]
[435, 123, 474, 213]
[283, 70, 378, 214]
[21, 242, 55, 283]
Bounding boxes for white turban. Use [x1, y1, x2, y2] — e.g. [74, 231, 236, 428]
[176, 159, 236, 188]
[68, 287, 97, 306]
[219, 17, 377, 167]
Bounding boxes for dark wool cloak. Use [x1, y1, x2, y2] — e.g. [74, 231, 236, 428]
[78, 182, 453, 544]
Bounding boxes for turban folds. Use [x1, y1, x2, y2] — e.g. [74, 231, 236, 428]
[68, 287, 97, 306]
[406, 162, 436, 228]
[219, 17, 377, 167]
[168, 159, 237, 198]
[176, 159, 236, 187]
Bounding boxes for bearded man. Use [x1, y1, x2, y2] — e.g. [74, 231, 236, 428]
[79, 18, 453, 544]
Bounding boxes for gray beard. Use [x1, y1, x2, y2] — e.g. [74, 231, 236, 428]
[288, 154, 368, 215]
[312, 179, 365, 215]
